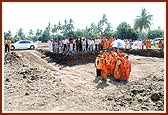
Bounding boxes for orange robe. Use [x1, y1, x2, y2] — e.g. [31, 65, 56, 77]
[101, 59, 108, 79]
[149, 40, 151, 48]
[105, 55, 111, 74]
[158, 40, 163, 49]
[109, 55, 117, 75]
[145, 39, 148, 49]
[114, 59, 122, 80]
[104, 40, 109, 49]
[97, 58, 103, 70]
[7, 40, 11, 48]
[124, 59, 131, 80]
[108, 38, 112, 48]
[119, 57, 126, 79]
[101, 38, 105, 49]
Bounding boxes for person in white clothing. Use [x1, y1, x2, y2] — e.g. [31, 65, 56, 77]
[95, 38, 99, 51]
[127, 41, 130, 49]
[48, 39, 53, 52]
[87, 39, 91, 51]
[82, 38, 86, 52]
[138, 40, 143, 49]
[90, 39, 94, 51]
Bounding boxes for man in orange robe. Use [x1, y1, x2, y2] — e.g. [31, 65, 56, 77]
[108, 38, 112, 48]
[109, 51, 117, 75]
[118, 53, 126, 79]
[101, 54, 108, 81]
[114, 57, 122, 81]
[7, 39, 11, 52]
[105, 51, 111, 76]
[149, 39, 151, 48]
[124, 55, 131, 81]
[96, 51, 104, 79]
[145, 39, 148, 49]
[158, 39, 163, 49]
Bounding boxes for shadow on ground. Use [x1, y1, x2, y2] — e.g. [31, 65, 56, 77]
[93, 76, 128, 89]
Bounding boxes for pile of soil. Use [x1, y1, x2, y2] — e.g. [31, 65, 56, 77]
[121, 48, 164, 58]
[103, 73, 164, 111]
[3, 50, 164, 111]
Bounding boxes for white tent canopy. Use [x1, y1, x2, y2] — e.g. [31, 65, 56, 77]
[111, 39, 125, 48]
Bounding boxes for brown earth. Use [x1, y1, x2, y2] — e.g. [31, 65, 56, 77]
[3, 46, 165, 112]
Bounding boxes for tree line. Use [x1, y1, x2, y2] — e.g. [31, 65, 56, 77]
[4, 8, 164, 43]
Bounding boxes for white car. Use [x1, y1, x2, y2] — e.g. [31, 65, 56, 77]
[11, 40, 38, 50]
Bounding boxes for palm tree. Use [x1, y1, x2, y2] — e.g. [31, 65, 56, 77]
[29, 29, 33, 36]
[97, 14, 111, 37]
[28, 29, 34, 41]
[17, 28, 25, 40]
[57, 21, 62, 34]
[67, 18, 74, 32]
[134, 8, 153, 39]
[36, 29, 43, 41]
[52, 24, 58, 34]
[36, 29, 42, 36]
[61, 19, 68, 36]
[90, 23, 100, 39]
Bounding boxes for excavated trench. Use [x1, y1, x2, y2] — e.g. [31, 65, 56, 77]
[37, 48, 164, 66]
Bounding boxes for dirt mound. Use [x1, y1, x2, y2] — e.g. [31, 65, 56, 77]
[3, 50, 164, 111]
[120, 48, 164, 58]
[4, 52, 24, 65]
[103, 72, 164, 111]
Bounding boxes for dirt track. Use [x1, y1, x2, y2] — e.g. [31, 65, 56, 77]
[3, 49, 165, 112]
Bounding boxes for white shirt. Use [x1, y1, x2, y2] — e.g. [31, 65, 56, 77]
[95, 39, 99, 44]
[62, 40, 66, 44]
[82, 40, 86, 46]
[88, 39, 91, 45]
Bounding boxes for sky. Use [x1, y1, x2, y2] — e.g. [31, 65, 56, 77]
[2, 2, 166, 37]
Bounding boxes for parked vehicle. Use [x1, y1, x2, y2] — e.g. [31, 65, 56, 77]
[10, 40, 38, 50]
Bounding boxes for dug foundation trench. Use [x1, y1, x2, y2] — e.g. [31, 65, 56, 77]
[37, 48, 164, 66]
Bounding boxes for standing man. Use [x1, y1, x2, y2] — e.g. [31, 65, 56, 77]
[95, 38, 99, 51]
[69, 37, 74, 53]
[4, 39, 8, 53]
[158, 39, 163, 49]
[82, 38, 86, 52]
[95, 55, 101, 77]
[62, 38, 66, 52]
[52, 40, 56, 53]
[48, 39, 53, 52]
[7, 39, 11, 52]
[76, 38, 79, 52]
[138, 39, 143, 49]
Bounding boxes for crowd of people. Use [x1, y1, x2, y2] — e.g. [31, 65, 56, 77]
[48, 37, 104, 53]
[95, 49, 131, 82]
[48, 37, 164, 53]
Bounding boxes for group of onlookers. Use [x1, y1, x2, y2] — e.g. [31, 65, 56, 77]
[48, 37, 104, 53]
[48, 37, 164, 53]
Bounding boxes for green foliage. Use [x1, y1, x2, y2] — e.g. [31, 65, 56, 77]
[147, 29, 164, 39]
[74, 29, 84, 38]
[116, 22, 138, 40]
[4, 30, 12, 40]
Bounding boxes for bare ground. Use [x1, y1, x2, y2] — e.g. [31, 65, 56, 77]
[3, 49, 165, 112]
